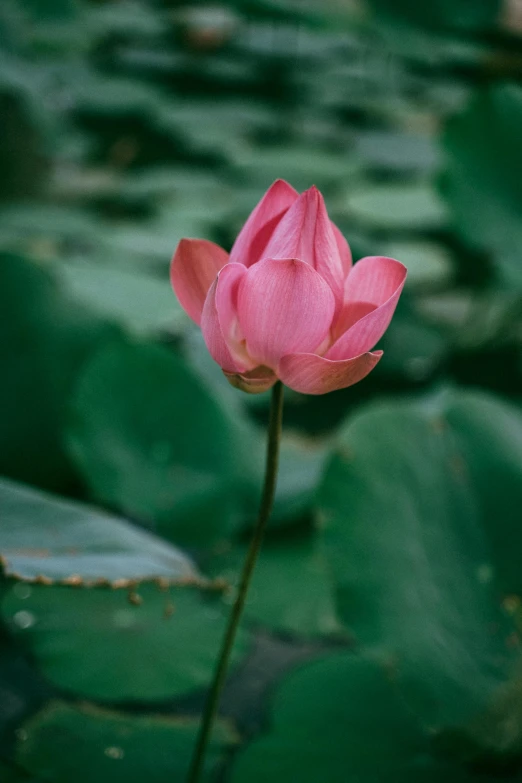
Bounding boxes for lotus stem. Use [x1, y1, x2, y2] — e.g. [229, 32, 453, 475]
[187, 381, 284, 783]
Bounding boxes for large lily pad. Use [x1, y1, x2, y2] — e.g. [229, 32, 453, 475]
[0, 254, 119, 493]
[231, 653, 470, 783]
[346, 180, 449, 232]
[0, 761, 40, 782]
[442, 85, 522, 287]
[318, 389, 521, 730]
[207, 532, 341, 637]
[2, 582, 249, 701]
[16, 701, 236, 783]
[0, 477, 199, 586]
[67, 339, 259, 547]
[56, 262, 187, 337]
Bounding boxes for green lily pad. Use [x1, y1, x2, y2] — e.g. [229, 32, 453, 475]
[0, 253, 119, 493]
[442, 84, 522, 287]
[366, 0, 500, 33]
[0, 476, 199, 586]
[444, 393, 522, 595]
[56, 262, 186, 337]
[347, 180, 449, 231]
[0, 760, 40, 782]
[231, 146, 358, 193]
[319, 389, 520, 730]
[16, 701, 236, 783]
[2, 582, 249, 701]
[382, 240, 453, 289]
[355, 131, 440, 174]
[67, 338, 260, 547]
[208, 532, 341, 637]
[270, 437, 330, 529]
[231, 653, 469, 783]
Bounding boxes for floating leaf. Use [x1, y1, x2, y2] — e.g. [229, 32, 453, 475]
[355, 131, 440, 174]
[67, 339, 260, 547]
[382, 240, 453, 289]
[319, 389, 520, 729]
[270, 437, 329, 529]
[56, 262, 186, 337]
[16, 701, 236, 783]
[0, 477, 199, 587]
[366, 0, 500, 33]
[442, 84, 522, 287]
[0, 254, 119, 492]
[208, 532, 341, 637]
[2, 582, 248, 701]
[231, 653, 468, 783]
[347, 180, 449, 231]
[0, 760, 40, 782]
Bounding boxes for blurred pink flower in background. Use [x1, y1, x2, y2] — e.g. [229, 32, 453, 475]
[171, 180, 406, 394]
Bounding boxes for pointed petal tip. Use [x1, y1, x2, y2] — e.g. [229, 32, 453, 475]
[229, 180, 299, 267]
[271, 178, 298, 191]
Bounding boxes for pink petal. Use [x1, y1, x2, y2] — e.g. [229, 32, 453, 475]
[201, 267, 247, 374]
[331, 221, 352, 277]
[170, 238, 228, 325]
[213, 262, 257, 370]
[278, 351, 383, 395]
[327, 256, 406, 360]
[331, 301, 376, 342]
[344, 255, 406, 308]
[263, 186, 345, 306]
[229, 179, 299, 267]
[237, 257, 335, 369]
[224, 366, 278, 394]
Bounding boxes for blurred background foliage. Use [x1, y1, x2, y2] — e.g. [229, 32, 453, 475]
[1, 0, 522, 780]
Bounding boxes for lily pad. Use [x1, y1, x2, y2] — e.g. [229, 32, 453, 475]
[0, 253, 119, 493]
[208, 532, 341, 637]
[0, 477, 199, 587]
[442, 85, 522, 287]
[347, 180, 449, 231]
[2, 582, 249, 701]
[67, 339, 259, 547]
[231, 653, 469, 783]
[56, 262, 186, 337]
[16, 701, 236, 783]
[319, 389, 520, 729]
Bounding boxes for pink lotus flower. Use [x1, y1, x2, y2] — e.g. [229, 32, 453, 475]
[171, 180, 406, 395]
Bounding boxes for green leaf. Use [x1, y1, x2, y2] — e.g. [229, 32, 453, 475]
[0, 477, 199, 586]
[67, 339, 259, 547]
[355, 131, 440, 174]
[2, 582, 248, 701]
[318, 389, 519, 730]
[0, 253, 120, 493]
[378, 300, 448, 383]
[443, 393, 522, 595]
[208, 532, 341, 637]
[0, 760, 40, 782]
[382, 240, 454, 289]
[366, 0, 500, 32]
[442, 85, 522, 287]
[231, 146, 359, 193]
[16, 701, 236, 783]
[231, 653, 468, 783]
[56, 261, 186, 337]
[270, 437, 330, 529]
[347, 180, 449, 231]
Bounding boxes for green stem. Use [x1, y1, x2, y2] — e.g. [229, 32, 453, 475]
[187, 381, 284, 783]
